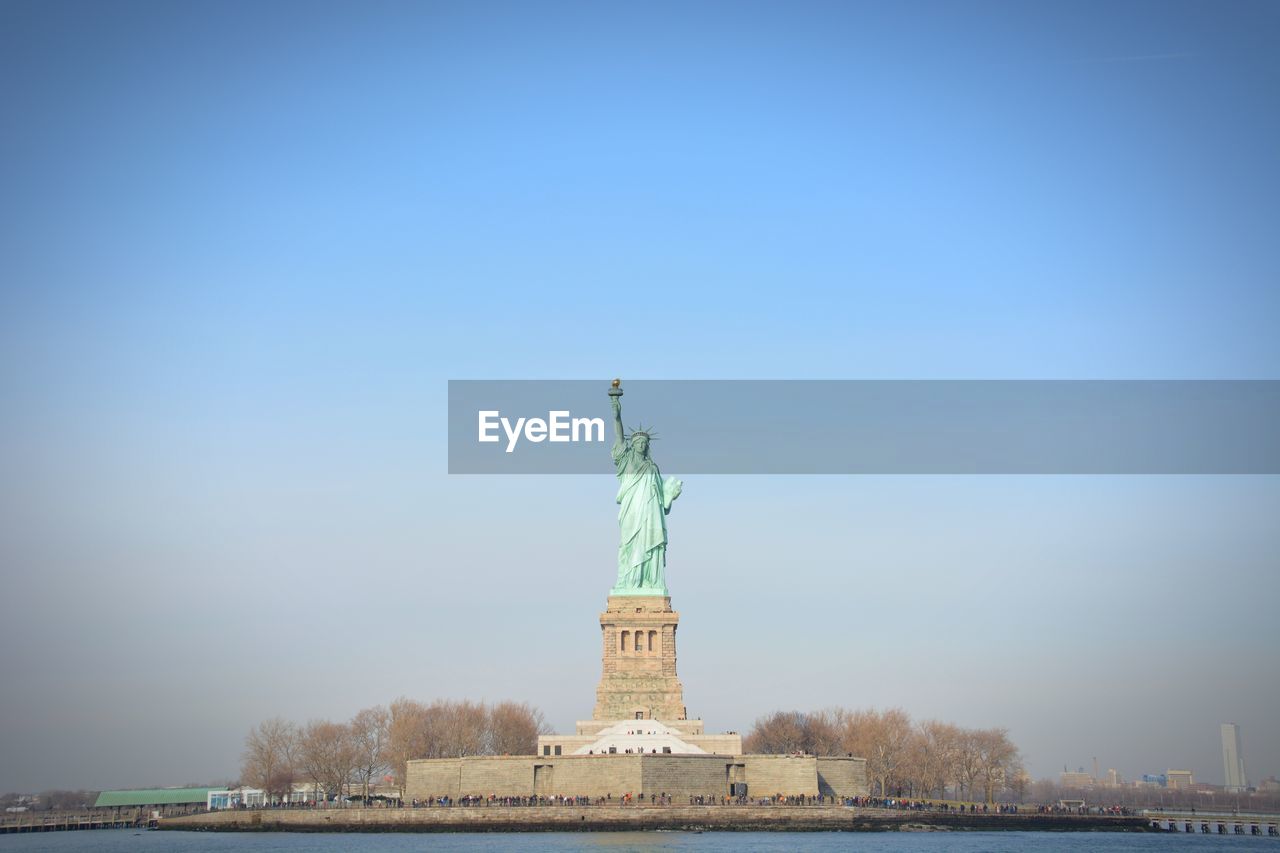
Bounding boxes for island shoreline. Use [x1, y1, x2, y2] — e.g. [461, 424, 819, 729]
[159, 806, 1151, 833]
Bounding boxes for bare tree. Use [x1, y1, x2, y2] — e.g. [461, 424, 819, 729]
[839, 708, 913, 797]
[241, 717, 299, 803]
[437, 699, 489, 757]
[269, 697, 554, 801]
[35, 790, 96, 811]
[386, 697, 429, 793]
[974, 727, 1019, 804]
[952, 727, 984, 802]
[488, 701, 549, 755]
[909, 720, 959, 799]
[385, 697, 549, 786]
[742, 706, 1028, 805]
[299, 720, 358, 804]
[350, 705, 391, 805]
[743, 711, 809, 754]
[1005, 765, 1031, 803]
[803, 709, 845, 756]
[1030, 777, 1060, 805]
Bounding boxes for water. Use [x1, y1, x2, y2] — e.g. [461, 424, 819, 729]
[1, 832, 1277, 853]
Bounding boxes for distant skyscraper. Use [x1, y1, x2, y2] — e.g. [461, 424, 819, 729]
[1222, 723, 1247, 791]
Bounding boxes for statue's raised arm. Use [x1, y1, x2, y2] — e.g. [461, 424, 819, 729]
[610, 392, 625, 454]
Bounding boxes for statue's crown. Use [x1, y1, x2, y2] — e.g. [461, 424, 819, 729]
[627, 424, 658, 441]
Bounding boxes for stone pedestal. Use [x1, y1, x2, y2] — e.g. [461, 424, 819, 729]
[593, 595, 686, 721]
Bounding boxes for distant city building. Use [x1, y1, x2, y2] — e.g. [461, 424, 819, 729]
[1141, 773, 1167, 787]
[1104, 768, 1121, 787]
[1259, 776, 1279, 794]
[1166, 769, 1194, 790]
[1060, 770, 1094, 788]
[1222, 722, 1247, 791]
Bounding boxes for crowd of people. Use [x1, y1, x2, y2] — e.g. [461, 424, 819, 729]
[1032, 803, 1135, 816]
[402, 793, 1101, 811]
[236, 792, 1139, 815]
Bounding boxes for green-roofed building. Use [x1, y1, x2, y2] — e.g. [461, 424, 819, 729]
[93, 788, 211, 814]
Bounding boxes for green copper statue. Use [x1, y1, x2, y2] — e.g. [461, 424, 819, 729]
[609, 381, 682, 596]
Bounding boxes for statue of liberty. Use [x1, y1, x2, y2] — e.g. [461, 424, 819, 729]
[609, 381, 682, 595]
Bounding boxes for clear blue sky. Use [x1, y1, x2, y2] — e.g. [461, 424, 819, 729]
[1, 0, 1277, 792]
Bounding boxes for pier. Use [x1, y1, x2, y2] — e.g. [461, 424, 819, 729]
[1145, 810, 1280, 837]
[0, 808, 155, 834]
